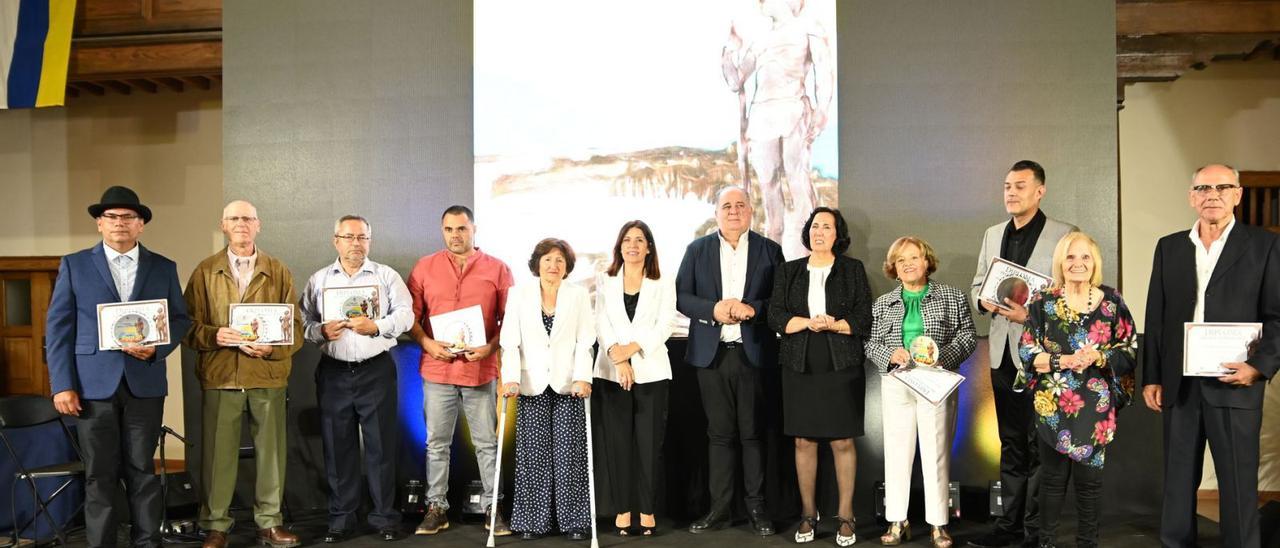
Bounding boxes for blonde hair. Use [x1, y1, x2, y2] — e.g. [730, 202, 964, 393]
[1050, 231, 1103, 288]
[882, 236, 939, 280]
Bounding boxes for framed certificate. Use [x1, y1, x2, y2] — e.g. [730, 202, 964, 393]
[977, 257, 1052, 311]
[889, 365, 965, 406]
[229, 304, 296, 346]
[322, 285, 380, 322]
[429, 305, 486, 354]
[1183, 322, 1262, 377]
[97, 299, 171, 351]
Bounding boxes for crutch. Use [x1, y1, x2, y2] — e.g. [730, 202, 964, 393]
[584, 394, 600, 548]
[487, 392, 511, 548]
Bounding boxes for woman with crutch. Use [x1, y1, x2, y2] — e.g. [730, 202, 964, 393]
[497, 238, 597, 541]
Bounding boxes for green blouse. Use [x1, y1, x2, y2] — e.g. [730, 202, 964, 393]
[901, 285, 928, 348]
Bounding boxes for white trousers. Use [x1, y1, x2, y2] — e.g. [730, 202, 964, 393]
[880, 375, 958, 526]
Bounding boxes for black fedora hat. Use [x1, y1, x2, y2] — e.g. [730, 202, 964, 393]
[87, 186, 152, 224]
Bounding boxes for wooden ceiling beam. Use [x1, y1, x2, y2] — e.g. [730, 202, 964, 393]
[1117, 52, 1213, 79]
[127, 78, 157, 93]
[100, 80, 132, 95]
[70, 81, 105, 96]
[152, 77, 185, 92]
[69, 40, 221, 81]
[1119, 2, 1280, 36]
[1118, 33, 1280, 55]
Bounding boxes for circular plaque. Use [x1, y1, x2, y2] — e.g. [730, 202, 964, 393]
[996, 277, 1030, 307]
[113, 313, 149, 345]
[342, 296, 370, 318]
[909, 335, 939, 367]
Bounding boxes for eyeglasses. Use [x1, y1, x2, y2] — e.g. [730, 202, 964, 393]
[223, 216, 259, 223]
[334, 234, 371, 242]
[100, 213, 140, 222]
[1191, 184, 1240, 195]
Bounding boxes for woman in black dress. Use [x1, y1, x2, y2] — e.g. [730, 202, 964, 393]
[767, 207, 872, 547]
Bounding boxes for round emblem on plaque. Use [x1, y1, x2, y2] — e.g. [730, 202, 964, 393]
[113, 313, 149, 345]
[342, 296, 371, 318]
[996, 277, 1031, 307]
[909, 335, 939, 367]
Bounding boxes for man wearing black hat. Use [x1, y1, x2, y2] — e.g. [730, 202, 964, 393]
[46, 186, 192, 548]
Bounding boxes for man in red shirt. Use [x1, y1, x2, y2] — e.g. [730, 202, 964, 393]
[408, 205, 515, 536]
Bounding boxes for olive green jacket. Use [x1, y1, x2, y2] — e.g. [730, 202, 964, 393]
[183, 247, 302, 389]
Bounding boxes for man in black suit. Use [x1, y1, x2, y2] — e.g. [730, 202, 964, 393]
[1143, 164, 1280, 548]
[677, 186, 785, 536]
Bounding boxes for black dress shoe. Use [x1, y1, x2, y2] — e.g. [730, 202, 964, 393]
[520, 531, 544, 540]
[688, 509, 730, 534]
[322, 530, 349, 544]
[565, 529, 590, 541]
[380, 528, 406, 542]
[747, 507, 774, 536]
[967, 530, 1021, 548]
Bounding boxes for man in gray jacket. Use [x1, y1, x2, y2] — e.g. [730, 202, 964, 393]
[968, 161, 1076, 548]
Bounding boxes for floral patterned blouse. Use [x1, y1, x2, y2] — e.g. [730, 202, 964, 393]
[1018, 286, 1137, 468]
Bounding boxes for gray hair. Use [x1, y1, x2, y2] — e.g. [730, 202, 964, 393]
[334, 215, 371, 235]
[1191, 164, 1240, 184]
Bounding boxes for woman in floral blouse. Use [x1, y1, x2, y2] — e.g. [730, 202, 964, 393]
[1019, 232, 1137, 548]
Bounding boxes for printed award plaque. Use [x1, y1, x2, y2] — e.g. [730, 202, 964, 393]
[97, 299, 171, 351]
[429, 305, 486, 354]
[322, 285, 381, 322]
[889, 335, 964, 405]
[1183, 322, 1262, 377]
[977, 257, 1052, 311]
[229, 303, 296, 346]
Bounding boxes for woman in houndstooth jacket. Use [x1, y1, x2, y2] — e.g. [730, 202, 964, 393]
[866, 236, 977, 548]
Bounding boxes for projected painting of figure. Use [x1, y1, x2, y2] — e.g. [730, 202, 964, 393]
[475, 0, 838, 283]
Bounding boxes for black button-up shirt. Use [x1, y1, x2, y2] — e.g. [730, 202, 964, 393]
[1000, 209, 1047, 267]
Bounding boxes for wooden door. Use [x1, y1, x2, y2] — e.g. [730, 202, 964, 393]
[0, 257, 60, 396]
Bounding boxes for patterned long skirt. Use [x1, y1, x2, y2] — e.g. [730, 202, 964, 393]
[510, 387, 591, 534]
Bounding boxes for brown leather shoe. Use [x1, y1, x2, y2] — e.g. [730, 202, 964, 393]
[202, 530, 228, 548]
[258, 526, 301, 548]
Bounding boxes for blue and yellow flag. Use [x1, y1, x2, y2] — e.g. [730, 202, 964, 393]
[1, 0, 76, 109]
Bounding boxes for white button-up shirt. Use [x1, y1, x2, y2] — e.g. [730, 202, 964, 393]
[718, 231, 749, 343]
[807, 263, 832, 317]
[103, 242, 139, 300]
[1188, 217, 1236, 323]
[300, 258, 415, 362]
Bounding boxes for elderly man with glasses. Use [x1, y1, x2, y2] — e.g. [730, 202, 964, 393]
[183, 200, 303, 548]
[1144, 164, 1280, 548]
[300, 215, 415, 542]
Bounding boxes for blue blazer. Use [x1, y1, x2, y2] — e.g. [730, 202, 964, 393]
[676, 231, 784, 369]
[46, 243, 192, 400]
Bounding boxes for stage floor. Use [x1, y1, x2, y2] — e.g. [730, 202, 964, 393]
[39, 509, 1223, 548]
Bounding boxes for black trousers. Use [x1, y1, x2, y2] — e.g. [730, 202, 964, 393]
[696, 344, 766, 513]
[78, 380, 164, 548]
[316, 352, 400, 530]
[1037, 440, 1102, 548]
[595, 379, 669, 515]
[1160, 379, 1262, 548]
[990, 349, 1039, 537]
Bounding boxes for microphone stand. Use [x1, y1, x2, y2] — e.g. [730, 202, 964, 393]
[157, 425, 202, 543]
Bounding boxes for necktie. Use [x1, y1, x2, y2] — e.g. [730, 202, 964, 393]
[236, 258, 252, 298]
[113, 255, 135, 300]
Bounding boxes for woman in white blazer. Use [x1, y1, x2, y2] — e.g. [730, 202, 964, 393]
[593, 220, 677, 537]
[500, 238, 596, 541]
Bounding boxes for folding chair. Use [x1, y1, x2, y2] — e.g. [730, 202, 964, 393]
[0, 395, 85, 546]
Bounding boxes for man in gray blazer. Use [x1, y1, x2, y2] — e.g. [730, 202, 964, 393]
[968, 161, 1076, 548]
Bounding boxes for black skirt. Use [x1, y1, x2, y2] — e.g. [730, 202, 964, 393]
[781, 332, 866, 439]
